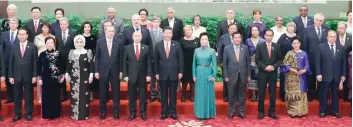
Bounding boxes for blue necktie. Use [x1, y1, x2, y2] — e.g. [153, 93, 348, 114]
[330, 45, 334, 57]
[10, 32, 14, 44]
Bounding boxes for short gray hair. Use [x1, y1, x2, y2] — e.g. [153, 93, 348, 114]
[59, 17, 69, 24]
[337, 21, 347, 28]
[7, 4, 17, 12]
[8, 17, 19, 24]
[314, 13, 325, 20]
[286, 21, 297, 31]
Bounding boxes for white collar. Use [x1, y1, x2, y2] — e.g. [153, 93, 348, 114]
[164, 40, 171, 44]
[10, 29, 18, 33]
[106, 37, 113, 42]
[20, 41, 28, 46]
[134, 43, 140, 47]
[33, 18, 40, 23]
[315, 26, 321, 30]
[168, 18, 175, 21]
[328, 42, 336, 46]
[62, 29, 69, 34]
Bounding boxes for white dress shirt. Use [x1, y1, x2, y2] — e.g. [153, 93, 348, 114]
[168, 18, 175, 28]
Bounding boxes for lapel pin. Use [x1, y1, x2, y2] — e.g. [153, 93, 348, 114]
[241, 48, 243, 50]
[91, 38, 93, 40]
[286, 38, 288, 40]
[142, 46, 144, 49]
[172, 43, 174, 46]
[323, 29, 325, 31]
[194, 42, 197, 44]
[337, 50, 339, 52]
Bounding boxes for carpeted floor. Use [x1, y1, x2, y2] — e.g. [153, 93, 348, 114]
[1, 115, 351, 127]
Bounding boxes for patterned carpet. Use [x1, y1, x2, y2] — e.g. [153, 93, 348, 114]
[1, 115, 351, 127]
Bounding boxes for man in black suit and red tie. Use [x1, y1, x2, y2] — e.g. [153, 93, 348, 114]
[154, 26, 183, 120]
[255, 29, 282, 120]
[303, 13, 330, 101]
[122, 14, 152, 48]
[23, 6, 44, 42]
[216, 8, 243, 43]
[123, 31, 152, 121]
[316, 30, 346, 118]
[9, 28, 38, 122]
[95, 25, 124, 120]
[160, 7, 184, 42]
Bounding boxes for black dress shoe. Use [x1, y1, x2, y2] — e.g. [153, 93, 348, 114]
[12, 116, 22, 122]
[100, 113, 107, 120]
[319, 113, 326, 118]
[128, 114, 136, 121]
[170, 115, 178, 120]
[4, 99, 14, 104]
[332, 113, 342, 118]
[258, 112, 264, 120]
[223, 97, 228, 102]
[150, 97, 156, 102]
[238, 113, 246, 119]
[0, 116, 4, 121]
[141, 113, 147, 121]
[25, 115, 33, 121]
[160, 115, 168, 120]
[228, 113, 235, 119]
[113, 113, 119, 120]
[268, 113, 278, 120]
[181, 96, 186, 102]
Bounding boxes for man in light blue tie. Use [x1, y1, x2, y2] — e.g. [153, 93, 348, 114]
[0, 17, 19, 104]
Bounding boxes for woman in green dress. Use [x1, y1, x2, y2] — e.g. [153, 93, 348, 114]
[192, 32, 217, 119]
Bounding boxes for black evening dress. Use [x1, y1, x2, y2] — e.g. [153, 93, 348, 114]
[38, 50, 63, 119]
[180, 37, 200, 83]
[66, 49, 94, 120]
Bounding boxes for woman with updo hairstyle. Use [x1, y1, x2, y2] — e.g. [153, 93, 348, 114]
[192, 32, 217, 119]
[37, 36, 64, 120]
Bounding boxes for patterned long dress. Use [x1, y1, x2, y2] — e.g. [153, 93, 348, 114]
[280, 50, 311, 116]
[67, 49, 94, 120]
[245, 38, 265, 90]
[192, 47, 217, 119]
[38, 50, 63, 119]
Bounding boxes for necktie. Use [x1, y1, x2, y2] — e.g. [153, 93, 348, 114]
[135, 27, 139, 32]
[267, 43, 271, 59]
[155, 29, 158, 36]
[135, 44, 139, 60]
[62, 31, 67, 45]
[108, 40, 112, 57]
[303, 17, 307, 28]
[21, 44, 25, 57]
[235, 46, 239, 62]
[317, 28, 321, 41]
[34, 21, 38, 33]
[166, 43, 170, 58]
[340, 36, 345, 46]
[10, 32, 14, 43]
[330, 45, 335, 56]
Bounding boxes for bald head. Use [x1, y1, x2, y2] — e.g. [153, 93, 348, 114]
[107, 7, 116, 20]
[167, 7, 175, 19]
[133, 31, 142, 44]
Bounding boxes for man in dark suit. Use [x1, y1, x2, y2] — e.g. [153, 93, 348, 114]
[217, 23, 238, 102]
[154, 26, 183, 120]
[23, 6, 44, 42]
[216, 9, 243, 44]
[303, 13, 330, 101]
[99, 7, 124, 36]
[223, 32, 250, 119]
[95, 25, 124, 120]
[0, 17, 20, 104]
[292, 6, 314, 37]
[123, 14, 152, 48]
[337, 21, 352, 102]
[316, 30, 346, 118]
[149, 15, 164, 102]
[8, 28, 38, 122]
[123, 31, 152, 121]
[160, 7, 183, 42]
[54, 17, 76, 102]
[0, 45, 5, 121]
[98, 20, 120, 40]
[255, 29, 282, 120]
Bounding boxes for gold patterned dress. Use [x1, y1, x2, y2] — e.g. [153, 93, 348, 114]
[66, 49, 94, 120]
[280, 50, 311, 116]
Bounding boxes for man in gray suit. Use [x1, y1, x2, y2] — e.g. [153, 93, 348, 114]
[148, 15, 164, 102]
[99, 7, 124, 36]
[223, 32, 250, 120]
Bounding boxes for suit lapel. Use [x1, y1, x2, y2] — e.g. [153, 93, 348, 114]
[325, 43, 334, 61]
[239, 45, 244, 63]
[161, 42, 167, 59]
[23, 44, 30, 58]
[230, 45, 237, 63]
[264, 43, 271, 60]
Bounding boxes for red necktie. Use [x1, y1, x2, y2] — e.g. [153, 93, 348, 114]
[135, 44, 139, 60]
[21, 44, 25, 57]
[34, 21, 38, 33]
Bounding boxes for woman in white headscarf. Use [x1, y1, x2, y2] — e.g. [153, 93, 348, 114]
[66, 35, 94, 120]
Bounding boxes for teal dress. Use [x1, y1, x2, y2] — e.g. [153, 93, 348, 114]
[192, 46, 217, 119]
